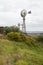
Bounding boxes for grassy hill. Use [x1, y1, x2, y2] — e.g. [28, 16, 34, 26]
[0, 37, 43, 65]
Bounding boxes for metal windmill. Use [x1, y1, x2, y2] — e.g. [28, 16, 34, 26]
[21, 9, 31, 33]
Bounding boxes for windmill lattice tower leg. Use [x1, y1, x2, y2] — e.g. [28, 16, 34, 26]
[22, 17, 26, 33]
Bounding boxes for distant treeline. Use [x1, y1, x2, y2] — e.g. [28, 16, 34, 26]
[0, 26, 20, 34]
[0, 27, 4, 34]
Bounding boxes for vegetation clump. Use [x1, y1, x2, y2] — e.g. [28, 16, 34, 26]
[36, 35, 43, 42]
[7, 32, 27, 41]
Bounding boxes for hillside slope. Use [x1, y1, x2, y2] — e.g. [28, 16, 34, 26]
[0, 39, 43, 65]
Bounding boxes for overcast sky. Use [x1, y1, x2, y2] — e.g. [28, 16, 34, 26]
[0, 0, 43, 31]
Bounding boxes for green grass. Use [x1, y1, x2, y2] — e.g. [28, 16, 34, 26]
[0, 39, 43, 65]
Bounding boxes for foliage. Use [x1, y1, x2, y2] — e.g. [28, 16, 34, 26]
[0, 27, 4, 34]
[7, 32, 26, 42]
[3, 27, 10, 34]
[7, 32, 36, 47]
[36, 35, 43, 42]
[3, 26, 20, 35]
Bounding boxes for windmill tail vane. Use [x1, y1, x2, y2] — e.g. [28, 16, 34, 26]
[28, 11, 31, 14]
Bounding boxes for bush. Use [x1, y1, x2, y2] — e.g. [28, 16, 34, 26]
[0, 27, 4, 34]
[7, 32, 35, 46]
[4, 26, 20, 35]
[7, 32, 27, 42]
[36, 35, 43, 42]
[7, 32, 19, 41]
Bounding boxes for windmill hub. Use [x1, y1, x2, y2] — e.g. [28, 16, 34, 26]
[21, 9, 27, 17]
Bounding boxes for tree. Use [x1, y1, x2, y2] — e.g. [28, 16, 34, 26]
[4, 26, 20, 35]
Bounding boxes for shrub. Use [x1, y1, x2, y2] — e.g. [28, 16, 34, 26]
[0, 27, 4, 34]
[4, 26, 20, 35]
[7, 32, 27, 42]
[4, 27, 11, 35]
[36, 35, 43, 42]
[7, 32, 35, 46]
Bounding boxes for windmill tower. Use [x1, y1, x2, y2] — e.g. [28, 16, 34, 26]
[20, 9, 31, 33]
[21, 9, 27, 33]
